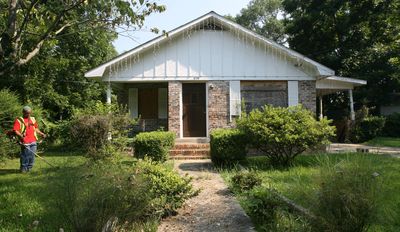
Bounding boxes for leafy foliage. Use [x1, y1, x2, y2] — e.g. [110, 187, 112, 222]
[231, 0, 285, 44]
[383, 113, 400, 137]
[134, 159, 197, 217]
[238, 105, 335, 166]
[314, 156, 382, 232]
[56, 159, 194, 231]
[350, 116, 385, 143]
[231, 171, 262, 192]
[282, 0, 400, 112]
[133, 131, 175, 162]
[210, 128, 248, 165]
[69, 101, 135, 160]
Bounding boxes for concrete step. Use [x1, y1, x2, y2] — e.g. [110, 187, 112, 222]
[173, 143, 210, 150]
[169, 155, 210, 160]
[169, 149, 210, 157]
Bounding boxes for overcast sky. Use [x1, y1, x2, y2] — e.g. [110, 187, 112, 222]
[113, 0, 251, 54]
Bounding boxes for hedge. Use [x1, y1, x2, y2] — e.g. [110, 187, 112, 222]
[383, 113, 400, 137]
[210, 128, 247, 165]
[133, 131, 175, 162]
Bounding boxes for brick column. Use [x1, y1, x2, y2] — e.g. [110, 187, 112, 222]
[298, 80, 316, 113]
[168, 81, 181, 138]
[208, 81, 231, 133]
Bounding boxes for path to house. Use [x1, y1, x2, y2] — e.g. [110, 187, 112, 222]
[157, 159, 255, 232]
[328, 143, 400, 158]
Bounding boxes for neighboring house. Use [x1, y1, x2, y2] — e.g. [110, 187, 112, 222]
[85, 11, 366, 139]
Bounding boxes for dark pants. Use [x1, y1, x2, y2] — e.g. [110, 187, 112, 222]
[20, 142, 37, 171]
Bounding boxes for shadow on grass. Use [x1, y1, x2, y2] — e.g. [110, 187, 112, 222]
[0, 168, 19, 175]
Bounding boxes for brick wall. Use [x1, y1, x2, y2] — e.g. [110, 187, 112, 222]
[298, 80, 316, 113]
[168, 81, 181, 138]
[208, 81, 232, 132]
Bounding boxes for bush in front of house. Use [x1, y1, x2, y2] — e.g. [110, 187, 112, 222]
[313, 155, 382, 232]
[134, 159, 197, 216]
[69, 101, 136, 160]
[210, 128, 248, 165]
[383, 113, 400, 137]
[56, 159, 195, 231]
[231, 171, 262, 192]
[133, 131, 175, 162]
[350, 116, 386, 143]
[237, 105, 335, 167]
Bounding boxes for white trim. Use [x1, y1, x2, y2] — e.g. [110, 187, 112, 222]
[205, 82, 209, 138]
[85, 11, 335, 78]
[325, 76, 367, 86]
[229, 81, 241, 120]
[106, 83, 112, 104]
[103, 75, 315, 82]
[179, 83, 183, 138]
[287, 81, 299, 106]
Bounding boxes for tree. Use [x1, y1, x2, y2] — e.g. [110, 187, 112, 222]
[231, 0, 286, 44]
[0, 0, 165, 77]
[283, 0, 400, 112]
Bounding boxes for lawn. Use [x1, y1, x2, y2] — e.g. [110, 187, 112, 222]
[221, 153, 400, 231]
[0, 152, 86, 231]
[365, 137, 400, 148]
[0, 151, 185, 232]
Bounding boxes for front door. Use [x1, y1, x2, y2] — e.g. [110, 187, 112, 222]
[182, 83, 206, 137]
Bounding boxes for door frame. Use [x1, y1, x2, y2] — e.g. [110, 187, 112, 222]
[179, 81, 209, 138]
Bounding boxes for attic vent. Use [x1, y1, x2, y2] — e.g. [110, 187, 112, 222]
[199, 22, 224, 31]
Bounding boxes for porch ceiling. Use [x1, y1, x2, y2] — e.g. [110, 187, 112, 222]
[316, 76, 366, 96]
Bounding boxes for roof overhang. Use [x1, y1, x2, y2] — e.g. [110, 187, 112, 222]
[85, 11, 335, 79]
[316, 76, 367, 96]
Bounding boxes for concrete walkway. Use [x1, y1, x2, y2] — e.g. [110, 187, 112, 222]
[327, 143, 400, 158]
[157, 159, 255, 232]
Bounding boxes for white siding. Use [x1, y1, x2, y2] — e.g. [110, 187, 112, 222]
[128, 88, 138, 118]
[105, 30, 313, 81]
[287, 81, 299, 106]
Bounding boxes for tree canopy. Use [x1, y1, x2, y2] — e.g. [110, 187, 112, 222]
[0, 0, 165, 119]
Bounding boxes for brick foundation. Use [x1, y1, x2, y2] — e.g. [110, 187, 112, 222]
[298, 80, 316, 113]
[168, 81, 181, 138]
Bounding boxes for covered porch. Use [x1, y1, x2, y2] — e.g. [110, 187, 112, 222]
[316, 76, 367, 120]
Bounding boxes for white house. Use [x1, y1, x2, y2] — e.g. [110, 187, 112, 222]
[85, 11, 366, 139]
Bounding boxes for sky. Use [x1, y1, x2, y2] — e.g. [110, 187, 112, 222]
[113, 0, 251, 54]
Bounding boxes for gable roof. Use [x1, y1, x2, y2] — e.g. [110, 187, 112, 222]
[85, 11, 335, 78]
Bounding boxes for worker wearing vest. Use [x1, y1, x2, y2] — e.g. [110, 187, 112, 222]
[13, 106, 46, 173]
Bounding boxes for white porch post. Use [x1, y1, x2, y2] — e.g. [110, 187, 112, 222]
[319, 96, 323, 120]
[349, 89, 355, 121]
[106, 82, 112, 104]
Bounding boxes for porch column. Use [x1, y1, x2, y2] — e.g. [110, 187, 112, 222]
[106, 82, 112, 104]
[319, 96, 323, 120]
[349, 89, 355, 121]
[168, 81, 182, 138]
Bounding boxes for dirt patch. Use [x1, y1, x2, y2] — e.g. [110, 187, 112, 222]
[157, 159, 255, 232]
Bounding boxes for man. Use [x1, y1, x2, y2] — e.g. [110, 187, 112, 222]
[13, 106, 46, 172]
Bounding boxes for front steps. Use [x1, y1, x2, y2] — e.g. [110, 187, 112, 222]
[169, 142, 210, 160]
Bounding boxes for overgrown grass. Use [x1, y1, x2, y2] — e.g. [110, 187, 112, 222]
[0, 151, 189, 231]
[220, 153, 400, 231]
[365, 137, 400, 148]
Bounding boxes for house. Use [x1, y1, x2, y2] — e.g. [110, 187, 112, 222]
[85, 11, 366, 140]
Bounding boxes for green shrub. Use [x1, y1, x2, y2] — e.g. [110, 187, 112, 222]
[237, 105, 335, 167]
[350, 116, 385, 143]
[133, 131, 175, 162]
[0, 90, 22, 161]
[134, 159, 197, 216]
[210, 128, 247, 165]
[69, 101, 135, 160]
[314, 155, 381, 232]
[383, 113, 400, 137]
[231, 171, 262, 192]
[244, 187, 311, 232]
